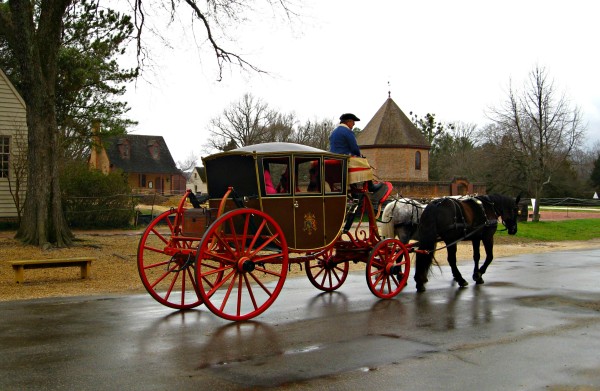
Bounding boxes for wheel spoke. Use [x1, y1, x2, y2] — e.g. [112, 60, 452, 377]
[253, 264, 284, 278]
[149, 262, 179, 289]
[218, 272, 237, 312]
[248, 271, 274, 296]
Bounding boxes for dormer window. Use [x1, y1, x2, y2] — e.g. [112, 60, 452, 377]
[117, 139, 130, 159]
[148, 140, 160, 160]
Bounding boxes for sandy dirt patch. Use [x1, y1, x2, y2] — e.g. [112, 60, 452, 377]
[1, 227, 599, 303]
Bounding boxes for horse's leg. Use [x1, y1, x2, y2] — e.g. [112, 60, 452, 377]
[472, 238, 484, 284]
[414, 250, 431, 292]
[396, 227, 410, 245]
[475, 237, 495, 284]
[447, 244, 468, 287]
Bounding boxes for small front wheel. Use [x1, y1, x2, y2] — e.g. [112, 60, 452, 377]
[366, 238, 410, 299]
[196, 208, 288, 321]
[305, 248, 349, 291]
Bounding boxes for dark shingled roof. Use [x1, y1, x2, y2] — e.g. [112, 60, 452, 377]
[103, 134, 179, 174]
[356, 97, 429, 148]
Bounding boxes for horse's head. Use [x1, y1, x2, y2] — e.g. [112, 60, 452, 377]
[493, 194, 520, 235]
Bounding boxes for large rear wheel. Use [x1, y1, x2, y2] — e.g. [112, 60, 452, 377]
[366, 238, 410, 299]
[137, 209, 203, 309]
[196, 208, 288, 321]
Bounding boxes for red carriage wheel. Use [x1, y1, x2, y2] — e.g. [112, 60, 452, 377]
[137, 209, 203, 309]
[305, 248, 349, 291]
[366, 238, 410, 299]
[196, 208, 289, 321]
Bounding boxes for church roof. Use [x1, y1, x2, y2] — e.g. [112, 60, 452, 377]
[356, 97, 430, 148]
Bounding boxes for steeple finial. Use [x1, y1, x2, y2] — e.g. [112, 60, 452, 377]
[387, 81, 391, 99]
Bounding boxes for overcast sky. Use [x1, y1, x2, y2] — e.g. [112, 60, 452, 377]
[123, 0, 600, 163]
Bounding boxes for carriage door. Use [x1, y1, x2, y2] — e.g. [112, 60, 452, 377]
[292, 156, 326, 250]
[260, 157, 296, 247]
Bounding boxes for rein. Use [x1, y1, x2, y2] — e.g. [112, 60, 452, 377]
[423, 221, 488, 254]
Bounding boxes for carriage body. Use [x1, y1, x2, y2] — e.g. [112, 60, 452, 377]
[137, 142, 410, 320]
[201, 142, 349, 252]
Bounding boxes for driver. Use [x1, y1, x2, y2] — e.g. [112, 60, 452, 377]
[329, 113, 382, 193]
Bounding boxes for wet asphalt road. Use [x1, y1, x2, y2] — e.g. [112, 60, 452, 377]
[1, 248, 600, 391]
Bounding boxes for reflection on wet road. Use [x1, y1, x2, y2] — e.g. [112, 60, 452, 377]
[1, 249, 600, 390]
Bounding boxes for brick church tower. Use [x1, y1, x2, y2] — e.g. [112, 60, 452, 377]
[356, 96, 430, 182]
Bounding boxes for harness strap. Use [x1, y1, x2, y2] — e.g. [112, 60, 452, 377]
[426, 195, 500, 255]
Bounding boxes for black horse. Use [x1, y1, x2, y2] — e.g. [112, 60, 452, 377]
[414, 194, 520, 292]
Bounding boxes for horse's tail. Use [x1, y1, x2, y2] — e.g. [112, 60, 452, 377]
[414, 202, 439, 291]
[379, 200, 396, 239]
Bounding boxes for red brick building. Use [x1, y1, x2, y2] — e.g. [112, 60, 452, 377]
[89, 133, 186, 196]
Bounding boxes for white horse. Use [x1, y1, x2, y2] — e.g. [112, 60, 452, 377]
[379, 196, 428, 244]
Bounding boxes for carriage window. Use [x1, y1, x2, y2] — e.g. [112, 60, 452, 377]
[262, 158, 290, 195]
[324, 159, 344, 194]
[295, 157, 321, 194]
[415, 151, 421, 170]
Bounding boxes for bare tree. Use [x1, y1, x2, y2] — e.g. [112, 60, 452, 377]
[487, 65, 586, 221]
[177, 151, 199, 173]
[205, 93, 336, 152]
[206, 93, 279, 151]
[293, 118, 334, 150]
[7, 122, 28, 224]
[261, 112, 298, 143]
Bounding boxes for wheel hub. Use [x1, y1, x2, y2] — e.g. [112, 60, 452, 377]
[238, 257, 255, 272]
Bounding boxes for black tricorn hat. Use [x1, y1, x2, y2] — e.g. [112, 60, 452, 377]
[339, 113, 360, 122]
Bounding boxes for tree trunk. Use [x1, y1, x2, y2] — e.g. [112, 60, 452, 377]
[7, 0, 74, 247]
[15, 98, 73, 247]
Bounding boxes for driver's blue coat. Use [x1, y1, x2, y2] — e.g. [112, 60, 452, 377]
[329, 124, 361, 156]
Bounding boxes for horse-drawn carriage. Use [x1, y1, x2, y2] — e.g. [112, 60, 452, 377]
[137, 142, 408, 321]
[137, 142, 521, 320]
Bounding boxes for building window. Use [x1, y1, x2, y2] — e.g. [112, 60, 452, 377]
[140, 174, 146, 187]
[415, 151, 421, 170]
[0, 136, 9, 178]
[148, 181, 153, 189]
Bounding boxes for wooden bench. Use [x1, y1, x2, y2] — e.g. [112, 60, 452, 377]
[8, 257, 95, 284]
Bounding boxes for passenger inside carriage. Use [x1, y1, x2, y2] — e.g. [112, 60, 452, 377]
[262, 158, 290, 195]
[263, 169, 277, 194]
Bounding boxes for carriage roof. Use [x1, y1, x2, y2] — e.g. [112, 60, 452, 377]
[203, 142, 346, 161]
[202, 142, 349, 198]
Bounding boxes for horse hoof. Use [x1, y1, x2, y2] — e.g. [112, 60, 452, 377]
[457, 279, 469, 288]
[475, 278, 485, 284]
[416, 284, 426, 292]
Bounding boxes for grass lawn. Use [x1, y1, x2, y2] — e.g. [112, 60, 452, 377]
[496, 218, 600, 241]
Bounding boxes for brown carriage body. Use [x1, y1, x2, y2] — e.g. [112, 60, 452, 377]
[202, 142, 350, 252]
